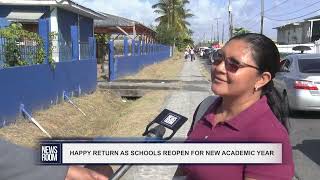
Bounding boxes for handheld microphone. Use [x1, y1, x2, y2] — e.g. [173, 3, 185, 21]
[110, 109, 188, 180]
[110, 124, 166, 180]
[143, 109, 188, 140]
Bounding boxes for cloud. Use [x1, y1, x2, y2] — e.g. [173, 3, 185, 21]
[74, 0, 157, 26]
[74, 0, 294, 42]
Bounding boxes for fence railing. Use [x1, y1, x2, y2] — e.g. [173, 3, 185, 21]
[0, 36, 42, 67]
[0, 23, 95, 67]
[0, 18, 97, 127]
[108, 38, 172, 81]
[112, 38, 170, 57]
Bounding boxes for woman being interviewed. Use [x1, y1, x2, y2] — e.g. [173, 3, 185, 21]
[175, 33, 294, 180]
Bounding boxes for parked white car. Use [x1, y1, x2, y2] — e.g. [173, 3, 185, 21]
[274, 54, 320, 112]
[198, 47, 209, 57]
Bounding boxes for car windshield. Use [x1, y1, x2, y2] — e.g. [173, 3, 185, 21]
[298, 59, 320, 73]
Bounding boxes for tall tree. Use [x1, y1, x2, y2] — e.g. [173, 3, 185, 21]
[152, 0, 193, 50]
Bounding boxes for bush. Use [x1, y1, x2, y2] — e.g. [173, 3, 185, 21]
[0, 23, 45, 67]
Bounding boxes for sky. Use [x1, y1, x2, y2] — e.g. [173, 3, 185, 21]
[74, 0, 320, 43]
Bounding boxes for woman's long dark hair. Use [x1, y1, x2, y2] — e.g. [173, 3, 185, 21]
[228, 33, 289, 132]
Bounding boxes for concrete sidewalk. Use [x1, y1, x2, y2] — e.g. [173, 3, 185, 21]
[121, 58, 212, 180]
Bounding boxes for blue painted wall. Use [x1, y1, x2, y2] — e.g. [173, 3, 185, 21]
[57, 8, 93, 43]
[57, 8, 78, 43]
[79, 15, 93, 42]
[0, 60, 97, 127]
[109, 43, 171, 80]
[0, 14, 96, 127]
[115, 52, 170, 79]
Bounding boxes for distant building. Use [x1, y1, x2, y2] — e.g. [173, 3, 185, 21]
[94, 13, 156, 42]
[274, 15, 320, 44]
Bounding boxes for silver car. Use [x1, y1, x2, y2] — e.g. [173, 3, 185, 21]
[274, 54, 320, 112]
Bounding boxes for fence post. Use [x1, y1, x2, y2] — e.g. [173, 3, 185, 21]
[124, 37, 128, 56]
[137, 40, 141, 56]
[88, 37, 96, 61]
[142, 41, 145, 55]
[109, 40, 116, 81]
[132, 39, 135, 56]
[71, 25, 79, 61]
[38, 19, 49, 64]
[152, 43, 155, 54]
[0, 18, 10, 28]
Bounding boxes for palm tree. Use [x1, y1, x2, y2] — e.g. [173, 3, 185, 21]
[152, 0, 193, 49]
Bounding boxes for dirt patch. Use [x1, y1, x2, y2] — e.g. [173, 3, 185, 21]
[0, 90, 168, 148]
[198, 59, 211, 81]
[122, 52, 184, 80]
[0, 52, 182, 148]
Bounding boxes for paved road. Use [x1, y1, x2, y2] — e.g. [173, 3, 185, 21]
[199, 57, 320, 180]
[120, 57, 211, 180]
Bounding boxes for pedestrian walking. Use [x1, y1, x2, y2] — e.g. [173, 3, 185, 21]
[190, 48, 195, 62]
[184, 49, 189, 60]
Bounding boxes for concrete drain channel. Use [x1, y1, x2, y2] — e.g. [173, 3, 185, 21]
[98, 79, 210, 98]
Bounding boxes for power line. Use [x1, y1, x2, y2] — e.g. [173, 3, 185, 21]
[246, 18, 260, 31]
[263, 0, 290, 13]
[236, 0, 290, 27]
[267, 0, 320, 17]
[239, 0, 249, 13]
[265, 8, 320, 21]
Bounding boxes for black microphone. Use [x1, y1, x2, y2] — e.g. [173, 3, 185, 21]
[143, 109, 188, 140]
[110, 109, 188, 180]
[110, 124, 166, 180]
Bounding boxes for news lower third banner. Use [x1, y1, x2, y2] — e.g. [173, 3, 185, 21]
[39, 142, 282, 165]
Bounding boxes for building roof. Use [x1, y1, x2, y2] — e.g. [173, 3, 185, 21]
[94, 12, 155, 34]
[95, 13, 138, 27]
[0, 0, 105, 19]
[273, 21, 305, 29]
[305, 15, 320, 21]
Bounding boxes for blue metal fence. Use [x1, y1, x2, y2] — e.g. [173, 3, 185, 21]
[0, 19, 97, 127]
[108, 37, 172, 81]
[0, 36, 41, 67]
[57, 34, 72, 62]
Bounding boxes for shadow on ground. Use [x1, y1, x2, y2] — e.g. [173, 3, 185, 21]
[293, 139, 320, 166]
[290, 111, 320, 119]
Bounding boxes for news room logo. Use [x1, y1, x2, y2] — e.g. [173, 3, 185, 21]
[40, 143, 61, 164]
[162, 113, 180, 127]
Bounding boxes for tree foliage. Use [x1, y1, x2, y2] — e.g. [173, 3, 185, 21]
[0, 23, 44, 67]
[233, 27, 251, 36]
[0, 23, 55, 68]
[152, 0, 194, 51]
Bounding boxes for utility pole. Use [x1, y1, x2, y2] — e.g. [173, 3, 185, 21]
[211, 24, 213, 43]
[214, 18, 221, 43]
[228, 0, 233, 39]
[222, 23, 225, 44]
[260, 0, 264, 34]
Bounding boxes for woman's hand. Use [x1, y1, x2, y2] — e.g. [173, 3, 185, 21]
[65, 166, 108, 180]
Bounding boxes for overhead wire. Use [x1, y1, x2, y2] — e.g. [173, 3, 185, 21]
[263, 0, 290, 13]
[266, 0, 320, 17]
[265, 8, 320, 21]
[236, 0, 290, 28]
